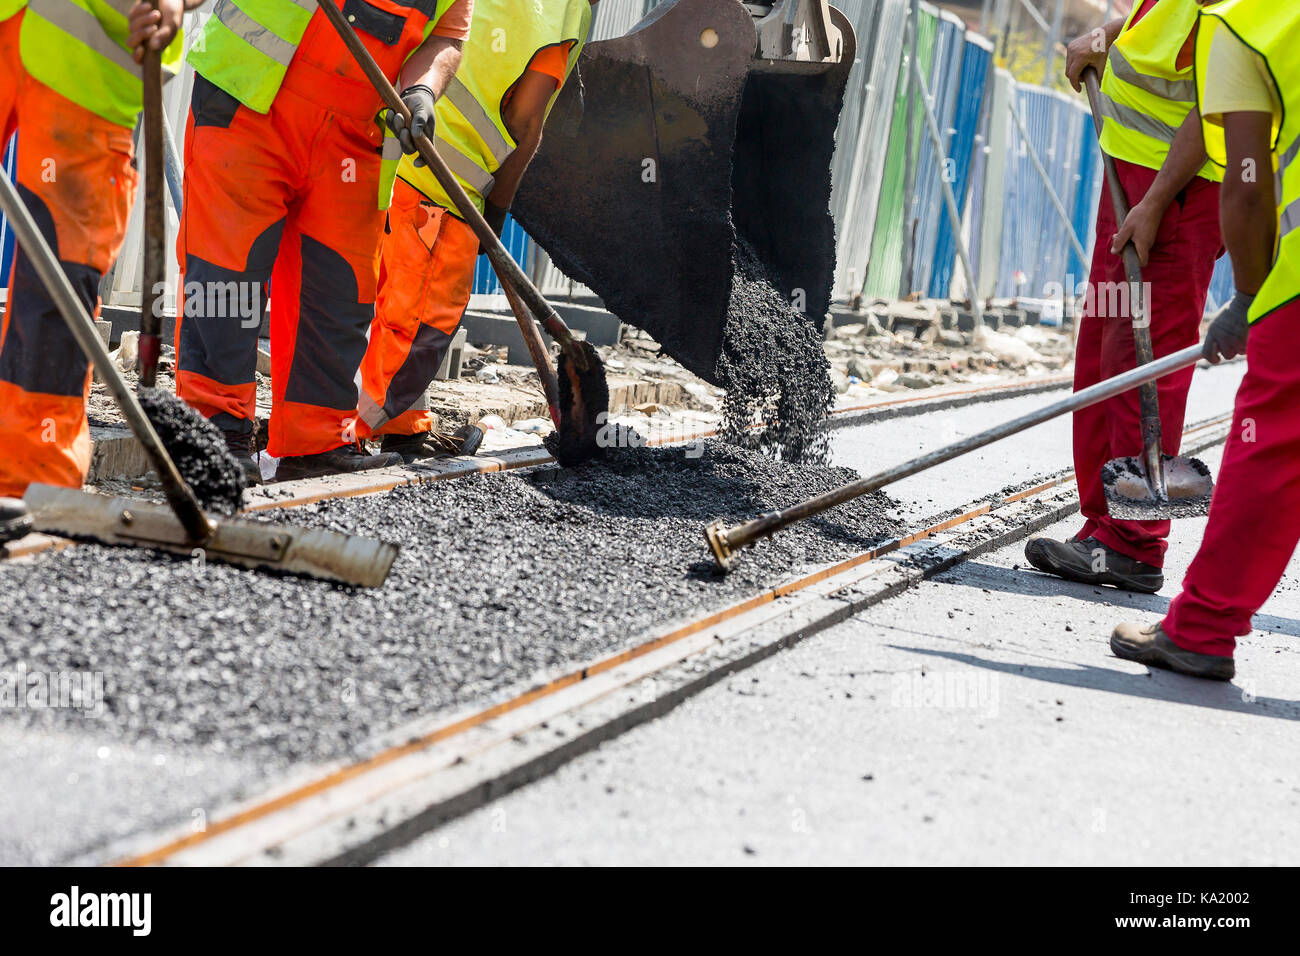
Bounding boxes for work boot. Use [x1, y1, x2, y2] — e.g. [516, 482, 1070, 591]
[1024, 535, 1163, 593]
[1111, 622, 1235, 681]
[380, 424, 485, 463]
[0, 497, 32, 545]
[273, 444, 402, 482]
[221, 428, 262, 487]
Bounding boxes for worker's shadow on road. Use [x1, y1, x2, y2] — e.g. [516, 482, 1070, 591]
[890, 643, 1300, 721]
[938, 559, 1300, 640]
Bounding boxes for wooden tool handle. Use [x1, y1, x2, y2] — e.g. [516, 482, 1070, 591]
[139, 1, 166, 387]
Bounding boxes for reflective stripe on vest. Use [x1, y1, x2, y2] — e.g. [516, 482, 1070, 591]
[1099, 94, 1179, 145]
[379, 123, 403, 210]
[1106, 44, 1197, 104]
[1195, 0, 1300, 322]
[30, 0, 138, 76]
[432, 136, 496, 195]
[210, 0, 303, 67]
[444, 76, 513, 167]
[21, 0, 182, 128]
[397, 0, 593, 218]
[1099, 0, 1221, 182]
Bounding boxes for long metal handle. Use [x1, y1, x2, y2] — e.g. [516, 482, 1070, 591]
[706, 343, 1204, 567]
[1082, 68, 1165, 497]
[139, 9, 165, 387]
[0, 167, 213, 543]
[313, 0, 584, 367]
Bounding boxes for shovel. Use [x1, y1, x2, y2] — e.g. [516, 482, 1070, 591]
[0, 167, 398, 588]
[705, 342, 1206, 570]
[314, 0, 608, 466]
[1082, 68, 1214, 520]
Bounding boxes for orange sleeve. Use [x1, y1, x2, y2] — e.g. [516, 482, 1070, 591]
[430, 0, 473, 41]
[525, 43, 575, 84]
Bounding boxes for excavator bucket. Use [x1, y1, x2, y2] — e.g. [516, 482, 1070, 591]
[512, 0, 855, 385]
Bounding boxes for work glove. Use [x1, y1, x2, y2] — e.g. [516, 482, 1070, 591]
[387, 85, 437, 166]
[478, 200, 509, 256]
[1202, 291, 1254, 364]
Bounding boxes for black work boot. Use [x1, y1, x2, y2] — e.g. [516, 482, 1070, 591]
[1111, 622, 1235, 681]
[380, 424, 485, 463]
[274, 444, 402, 482]
[1024, 535, 1163, 593]
[221, 428, 262, 486]
[0, 497, 32, 544]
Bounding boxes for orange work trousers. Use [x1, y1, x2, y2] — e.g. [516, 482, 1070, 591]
[0, 11, 137, 497]
[176, 55, 391, 458]
[358, 178, 479, 438]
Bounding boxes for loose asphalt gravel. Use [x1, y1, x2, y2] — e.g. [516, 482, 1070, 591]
[717, 239, 836, 464]
[0, 441, 900, 767]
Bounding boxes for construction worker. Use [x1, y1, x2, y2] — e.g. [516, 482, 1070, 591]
[1024, 0, 1224, 593]
[174, 0, 473, 482]
[0, 0, 191, 544]
[355, 0, 595, 460]
[1112, 0, 1296, 681]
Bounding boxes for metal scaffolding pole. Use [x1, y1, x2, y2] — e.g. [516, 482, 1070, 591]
[898, 0, 921, 299]
[1042, 0, 1065, 86]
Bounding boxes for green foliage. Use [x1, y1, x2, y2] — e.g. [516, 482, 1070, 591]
[995, 30, 1080, 97]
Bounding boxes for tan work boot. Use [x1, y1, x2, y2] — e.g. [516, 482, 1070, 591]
[1111, 622, 1235, 681]
[1024, 535, 1163, 593]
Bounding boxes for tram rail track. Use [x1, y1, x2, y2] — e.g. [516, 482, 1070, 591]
[98, 402, 1233, 866]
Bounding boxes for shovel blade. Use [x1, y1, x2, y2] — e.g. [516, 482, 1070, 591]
[23, 485, 398, 588]
[1101, 454, 1215, 521]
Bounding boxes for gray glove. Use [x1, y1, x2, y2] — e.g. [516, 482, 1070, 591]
[1202, 291, 1254, 363]
[387, 85, 437, 166]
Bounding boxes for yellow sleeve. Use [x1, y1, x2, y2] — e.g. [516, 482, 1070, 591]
[1200, 27, 1281, 127]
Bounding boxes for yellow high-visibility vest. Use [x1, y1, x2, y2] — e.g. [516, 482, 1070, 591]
[394, 0, 593, 218]
[19, 0, 183, 129]
[1197, 0, 1300, 323]
[1100, 0, 1222, 183]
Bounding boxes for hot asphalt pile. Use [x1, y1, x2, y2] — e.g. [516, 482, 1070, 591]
[0, 442, 900, 767]
[137, 388, 246, 514]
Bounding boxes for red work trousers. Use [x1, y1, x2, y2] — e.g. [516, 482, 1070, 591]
[357, 178, 479, 438]
[1073, 159, 1222, 568]
[1163, 300, 1300, 658]
[0, 11, 137, 497]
